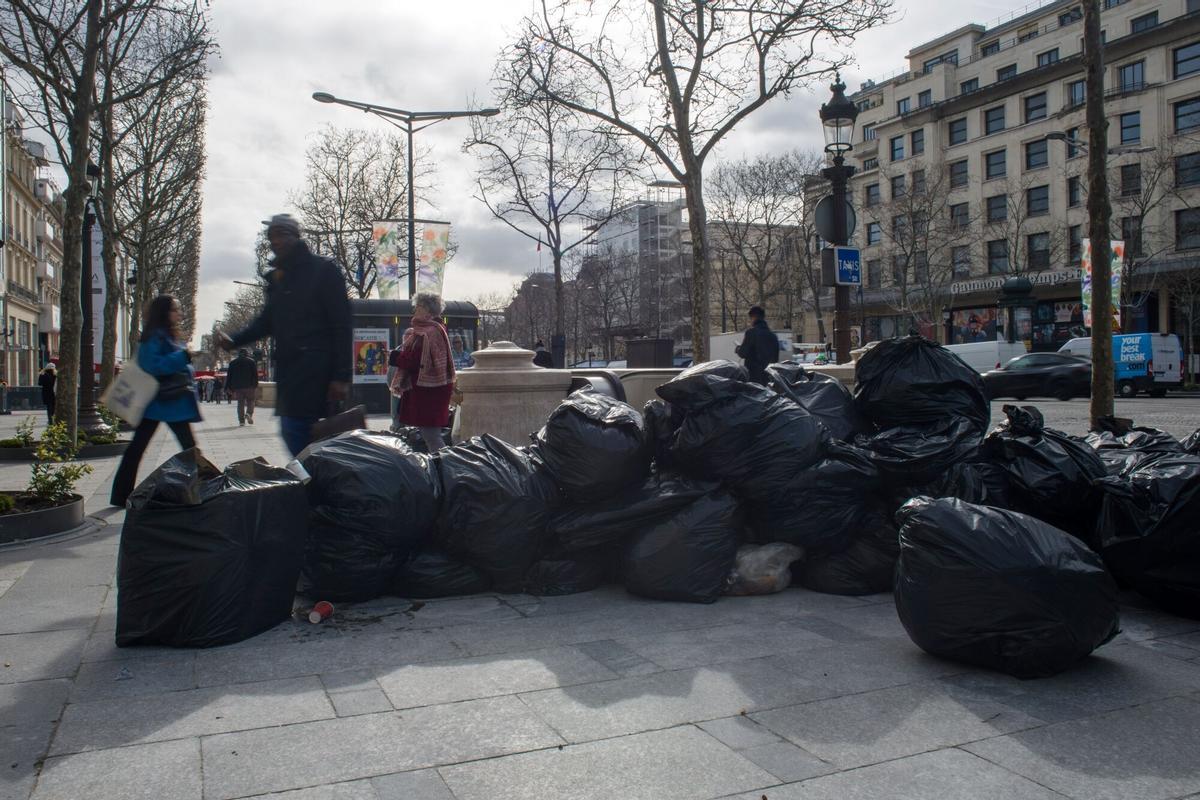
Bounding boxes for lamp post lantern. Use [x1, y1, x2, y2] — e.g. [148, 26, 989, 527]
[312, 92, 499, 298]
[77, 161, 110, 436]
[819, 77, 859, 364]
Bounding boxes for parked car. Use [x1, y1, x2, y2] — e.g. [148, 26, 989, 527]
[981, 353, 1092, 401]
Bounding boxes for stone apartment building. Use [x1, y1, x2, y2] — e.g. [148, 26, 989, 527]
[839, 0, 1200, 350]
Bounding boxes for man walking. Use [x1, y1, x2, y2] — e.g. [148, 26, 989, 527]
[734, 305, 781, 384]
[219, 214, 351, 456]
[226, 349, 259, 426]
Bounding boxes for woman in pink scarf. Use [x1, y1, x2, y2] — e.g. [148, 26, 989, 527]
[389, 292, 456, 451]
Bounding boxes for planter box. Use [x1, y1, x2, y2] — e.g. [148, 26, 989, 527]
[0, 493, 86, 544]
[0, 440, 130, 461]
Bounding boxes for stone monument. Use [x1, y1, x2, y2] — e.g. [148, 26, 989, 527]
[455, 341, 572, 445]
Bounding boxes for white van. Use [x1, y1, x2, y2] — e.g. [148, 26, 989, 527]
[1059, 333, 1183, 397]
[944, 340, 1029, 373]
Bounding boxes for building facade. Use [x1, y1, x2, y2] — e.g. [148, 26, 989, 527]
[843, 0, 1200, 350]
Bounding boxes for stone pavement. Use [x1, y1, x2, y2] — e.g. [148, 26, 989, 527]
[1, 402, 1200, 800]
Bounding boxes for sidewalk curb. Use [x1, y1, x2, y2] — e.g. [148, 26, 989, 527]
[0, 514, 110, 552]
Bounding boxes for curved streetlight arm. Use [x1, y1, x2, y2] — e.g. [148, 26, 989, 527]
[311, 91, 499, 124]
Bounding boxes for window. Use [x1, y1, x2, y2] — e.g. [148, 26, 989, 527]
[987, 195, 1008, 223]
[862, 123, 877, 141]
[914, 251, 929, 282]
[985, 105, 1005, 135]
[1119, 111, 1140, 144]
[1066, 79, 1086, 108]
[892, 214, 908, 237]
[952, 246, 971, 278]
[891, 256, 905, 284]
[890, 135, 905, 161]
[1178, 208, 1200, 249]
[1176, 97, 1200, 133]
[1176, 43, 1200, 79]
[918, 90, 932, 108]
[960, 78, 979, 95]
[1070, 225, 1083, 262]
[1024, 92, 1047, 122]
[1191, 0, 1200, 13]
[950, 203, 969, 228]
[891, 174, 906, 198]
[1130, 12, 1158, 33]
[985, 149, 1007, 179]
[948, 117, 968, 145]
[863, 157, 880, 170]
[1038, 49, 1060, 67]
[1027, 233, 1051, 268]
[1068, 175, 1082, 207]
[950, 159, 969, 188]
[911, 128, 925, 155]
[1027, 185, 1050, 216]
[1176, 152, 1200, 186]
[1118, 61, 1144, 91]
[1059, 7, 1082, 26]
[867, 259, 881, 288]
[1120, 163, 1141, 196]
[1066, 127, 1081, 158]
[912, 169, 927, 195]
[1121, 216, 1144, 257]
[981, 40, 1000, 57]
[997, 64, 1017, 82]
[988, 240, 1010, 274]
[1018, 27, 1038, 43]
[1025, 138, 1049, 169]
[923, 50, 958, 72]
[867, 221, 882, 245]
[897, 97, 911, 115]
[865, 183, 881, 207]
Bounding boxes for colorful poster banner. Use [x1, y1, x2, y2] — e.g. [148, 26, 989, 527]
[372, 221, 404, 299]
[1081, 239, 1125, 331]
[352, 328, 390, 384]
[417, 222, 450, 297]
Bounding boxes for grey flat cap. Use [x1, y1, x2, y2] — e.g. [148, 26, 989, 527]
[263, 213, 301, 235]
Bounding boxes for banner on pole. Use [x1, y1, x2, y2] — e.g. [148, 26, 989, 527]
[372, 221, 404, 299]
[91, 221, 105, 369]
[1081, 239, 1124, 331]
[416, 222, 450, 297]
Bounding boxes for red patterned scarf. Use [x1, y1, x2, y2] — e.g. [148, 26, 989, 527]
[411, 318, 455, 388]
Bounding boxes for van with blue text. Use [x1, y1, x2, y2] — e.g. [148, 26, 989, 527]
[1058, 333, 1182, 397]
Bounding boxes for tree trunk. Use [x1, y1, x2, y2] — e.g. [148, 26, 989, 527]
[684, 172, 711, 361]
[553, 250, 565, 367]
[99, 105, 120, 392]
[1084, 0, 1114, 427]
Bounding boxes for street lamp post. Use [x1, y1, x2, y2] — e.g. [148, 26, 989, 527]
[819, 77, 859, 364]
[312, 92, 499, 298]
[78, 162, 110, 436]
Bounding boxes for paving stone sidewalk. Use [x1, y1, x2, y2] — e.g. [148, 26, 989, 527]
[1, 404, 1199, 800]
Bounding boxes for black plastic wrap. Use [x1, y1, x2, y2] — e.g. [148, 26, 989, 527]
[765, 361, 864, 442]
[394, 549, 492, 598]
[794, 510, 899, 596]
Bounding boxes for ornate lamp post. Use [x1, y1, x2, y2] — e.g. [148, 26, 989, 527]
[819, 77, 859, 363]
[78, 162, 110, 436]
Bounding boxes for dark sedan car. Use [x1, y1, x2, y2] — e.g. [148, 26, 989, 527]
[982, 352, 1092, 401]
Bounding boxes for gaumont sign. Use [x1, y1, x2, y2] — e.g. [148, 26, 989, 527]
[951, 268, 1080, 296]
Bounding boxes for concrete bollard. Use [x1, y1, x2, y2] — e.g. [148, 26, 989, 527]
[454, 341, 572, 446]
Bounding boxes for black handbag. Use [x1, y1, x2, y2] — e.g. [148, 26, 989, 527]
[155, 372, 192, 402]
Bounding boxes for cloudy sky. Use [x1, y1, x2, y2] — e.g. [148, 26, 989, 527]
[196, 0, 1026, 343]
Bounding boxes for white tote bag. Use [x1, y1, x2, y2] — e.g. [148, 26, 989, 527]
[100, 359, 159, 427]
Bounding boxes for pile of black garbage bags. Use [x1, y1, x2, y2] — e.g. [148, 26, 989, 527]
[115, 334, 1200, 680]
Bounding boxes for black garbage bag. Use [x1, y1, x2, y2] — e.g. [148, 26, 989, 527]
[301, 430, 441, 601]
[117, 451, 307, 648]
[548, 472, 716, 553]
[1086, 417, 1183, 477]
[1095, 453, 1200, 618]
[856, 417, 985, 488]
[656, 359, 750, 410]
[1183, 428, 1200, 455]
[533, 389, 649, 503]
[895, 496, 1120, 678]
[746, 440, 880, 556]
[623, 484, 742, 603]
[765, 361, 863, 442]
[525, 546, 617, 596]
[394, 425, 451, 453]
[393, 548, 492, 598]
[794, 510, 899, 596]
[643, 399, 683, 469]
[888, 455, 1011, 511]
[983, 405, 1106, 544]
[435, 434, 561, 591]
[854, 336, 989, 432]
[725, 543, 804, 596]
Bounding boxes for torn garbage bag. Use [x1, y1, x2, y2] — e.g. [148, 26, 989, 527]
[534, 389, 649, 504]
[895, 497, 1119, 679]
[435, 434, 560, 592]
[300, 430, 441, 601]
[765, 361, 863, 442]
[393, 549, 492, 598]
[117, 451, 307, 648]
[794, 510, 899, 596]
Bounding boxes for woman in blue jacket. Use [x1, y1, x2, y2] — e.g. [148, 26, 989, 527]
[110, 295, 202, 506]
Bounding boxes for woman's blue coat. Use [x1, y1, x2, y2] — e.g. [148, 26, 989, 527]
[138, 330, 201, 424]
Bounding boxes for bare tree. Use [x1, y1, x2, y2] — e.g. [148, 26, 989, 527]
[463, 289, 517, 346]
[515, 0, 892, 360]
[290, 125, 436, 298]
[1165, 261, 1200, 386]
[1107, 147, 1179, 328]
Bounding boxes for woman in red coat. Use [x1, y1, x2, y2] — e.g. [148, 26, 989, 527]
[389, 292, 456, 451]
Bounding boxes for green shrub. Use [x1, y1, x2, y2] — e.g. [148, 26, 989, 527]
[86, 429, 119, 446]
[14, 417, 36, 448]
[0, 438, 25, 448]
[27, 422, 92, 504]
[0, 494, 14, 514]
[97, 405, 121, 430]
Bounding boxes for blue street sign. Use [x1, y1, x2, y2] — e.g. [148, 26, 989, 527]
[834, 246, 861, 286]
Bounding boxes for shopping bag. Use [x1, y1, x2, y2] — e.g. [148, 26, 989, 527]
[100, 359, 159, 426]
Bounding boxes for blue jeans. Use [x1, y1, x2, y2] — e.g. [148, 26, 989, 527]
[280, 416, 318, 457]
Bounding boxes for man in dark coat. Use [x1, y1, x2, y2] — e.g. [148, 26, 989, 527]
[532, 340, 554, 368]
[734, 305, 781, 384]
[226, 349, 260, 426]
[38, 364, 56, 423]
[220, 214, 351, 456]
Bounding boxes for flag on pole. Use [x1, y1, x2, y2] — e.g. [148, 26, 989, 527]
[1081, 238, 1125, 331]
[372, 221, 403, 299]
[417, 222, 451, 297]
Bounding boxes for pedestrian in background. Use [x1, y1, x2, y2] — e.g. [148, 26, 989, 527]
[532, 340, 553, 368]
[389, 293, 455, 452]
[110, 295, 201, 506]
[219, 214, 351, 457]
[734, 305, 781, 384]
[38, 363, 56, 424]
[226, 348, 259, 426]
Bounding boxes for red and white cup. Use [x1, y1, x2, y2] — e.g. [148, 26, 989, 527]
[308, 601, 334, 624]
